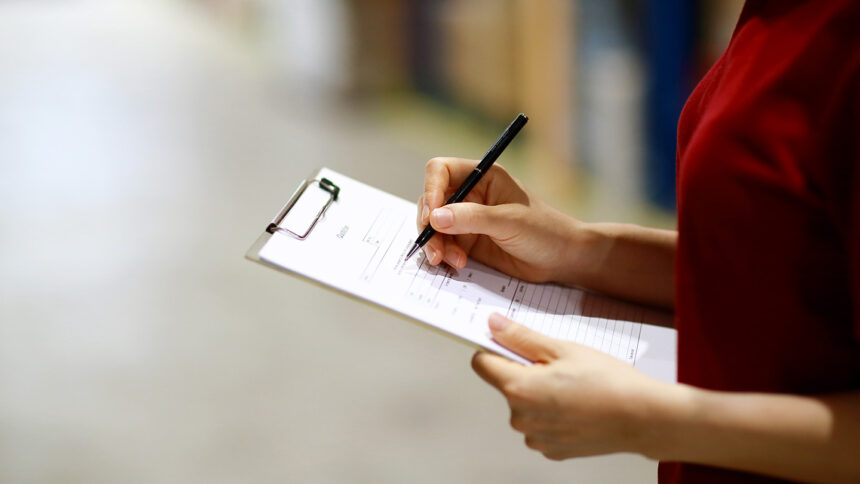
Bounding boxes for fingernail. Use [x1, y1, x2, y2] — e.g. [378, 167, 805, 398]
[426, 248, 437, 263]
[488, 313, 511, 332]
[421, 203, 429, 223]
[431, 207, 453, 229]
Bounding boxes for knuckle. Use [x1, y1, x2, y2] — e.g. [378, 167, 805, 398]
[543, 450, 566, 461]
[502, 380, 529, 401]
[424, 158, 448, 204]
[510, 409, 535, 434]
[453, 205, 472, 227]
[488, 205, 521, 231]
[509, 413, 530, 432]
[425, 157, 444, 173]
[501, 381, 520, 398]
[505, 205, 527, 224]
[489, 164, 516, 186]
[524, 435, 544, 451]
[470, 352, 485, 372]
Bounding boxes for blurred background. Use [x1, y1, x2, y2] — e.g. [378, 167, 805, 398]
[0, 1, 742, 483]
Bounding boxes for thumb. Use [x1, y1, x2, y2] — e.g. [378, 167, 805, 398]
[429, 202, 520, 239]
[488, 313, 563, 363]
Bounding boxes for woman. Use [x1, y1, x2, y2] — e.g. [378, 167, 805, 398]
[417, 2, 860, 483]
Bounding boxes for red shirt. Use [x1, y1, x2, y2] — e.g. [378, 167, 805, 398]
[662, 1, 860, 483]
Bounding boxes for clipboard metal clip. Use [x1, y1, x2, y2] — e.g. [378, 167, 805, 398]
[266, 177, 340, 239]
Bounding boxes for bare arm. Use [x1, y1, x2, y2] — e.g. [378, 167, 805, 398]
[561, 222, 676, 309]
[653, 385, 860, 484]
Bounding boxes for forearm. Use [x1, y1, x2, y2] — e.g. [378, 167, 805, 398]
[562, 222, 676, 309]
[648, 385, 860, 484]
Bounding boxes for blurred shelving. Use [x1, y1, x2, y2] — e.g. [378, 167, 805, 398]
[192, 0, 743, 218]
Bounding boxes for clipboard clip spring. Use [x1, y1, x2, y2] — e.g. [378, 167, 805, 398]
[266, 177, 340, 239]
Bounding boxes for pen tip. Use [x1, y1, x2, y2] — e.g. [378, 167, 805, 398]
[405, 244, 419, 261]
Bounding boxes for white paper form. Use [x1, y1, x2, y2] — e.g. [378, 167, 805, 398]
[256, 168, 677, 382]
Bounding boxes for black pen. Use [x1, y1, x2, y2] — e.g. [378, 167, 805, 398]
[405, 113, 528, 261]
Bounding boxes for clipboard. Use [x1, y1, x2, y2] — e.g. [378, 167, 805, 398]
[245, 167, 489, 353]
[246, 167, 677, 382]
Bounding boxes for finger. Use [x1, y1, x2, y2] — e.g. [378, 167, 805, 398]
[415, 194, 443, 265]
[429, 202, 520, 240]
[423, 233, 445, 265]
[488, 313, 564, 363]
[416, 193, 444, 266]
[443, 242, 467, 269]
[416, 195, 426, 230]
[423, 157, 480, 211]
[452, 233, 480, 259]
[416, 195, 424, 227]
[471, 351, 527, 393]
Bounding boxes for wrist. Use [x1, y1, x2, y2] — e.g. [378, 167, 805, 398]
[556, 221, 676, 308]
[557, 220, 608, 288]
[633, 382, 701, 460]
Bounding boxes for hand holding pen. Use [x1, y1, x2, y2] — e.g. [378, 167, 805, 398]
[408, 114, 528, 261]
[410, 114, 589, 285]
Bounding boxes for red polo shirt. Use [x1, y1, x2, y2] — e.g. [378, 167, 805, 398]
[661, 1, 860, 483]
